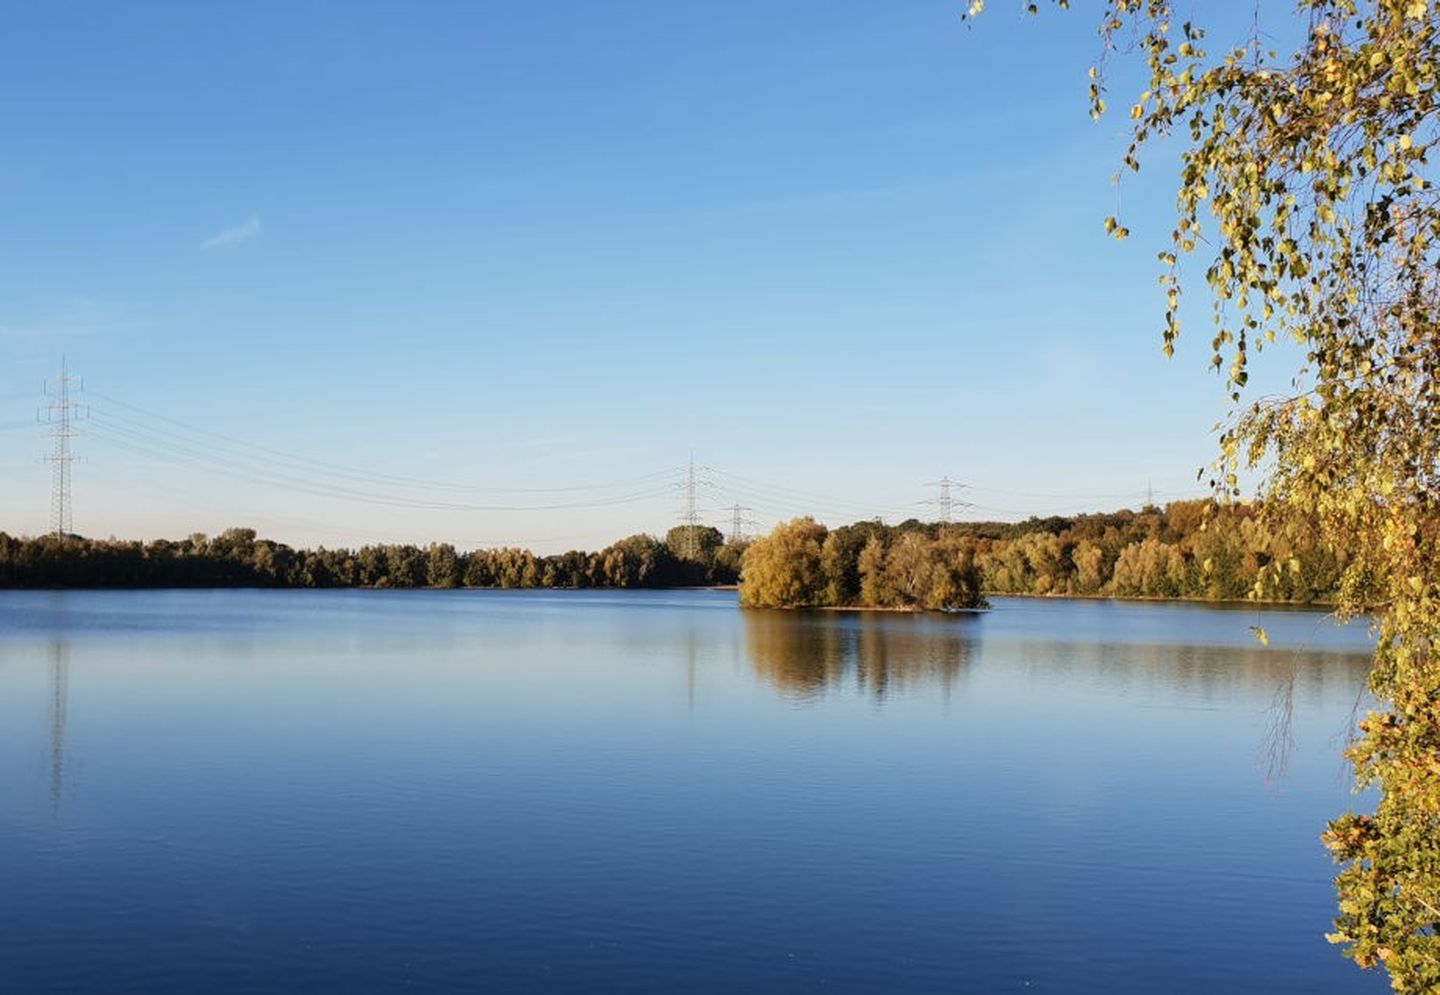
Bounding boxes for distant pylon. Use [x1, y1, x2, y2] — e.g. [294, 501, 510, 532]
[727, 502, 753, 543]
[677, 453, 703, 559]
[925, 475, 968, 524]
[41, 356, 85, 539]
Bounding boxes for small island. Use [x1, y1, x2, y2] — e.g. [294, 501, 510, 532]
[739, 518, 987, 612]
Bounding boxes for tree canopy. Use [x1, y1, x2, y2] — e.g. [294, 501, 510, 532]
[0, 528, 749, 591]
[739, 501, 1343, 609]
[740, 517, 986, 611]
[0, 500, 1347, 605]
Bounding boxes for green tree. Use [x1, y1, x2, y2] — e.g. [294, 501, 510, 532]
[711, 539, 749, 585]
[426, 543, 460, 588]
[597, 534, 673, 588]
[664, 524, 723, 562]
[822, 522, 886, 605]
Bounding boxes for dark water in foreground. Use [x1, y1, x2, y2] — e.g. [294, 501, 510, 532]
[0, 590, 1385, 993]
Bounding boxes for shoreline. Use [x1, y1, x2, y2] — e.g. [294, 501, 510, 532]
[988, 590, 1338, 610]
[0, 585, 1336, 611]
[812, 604, 990, 614]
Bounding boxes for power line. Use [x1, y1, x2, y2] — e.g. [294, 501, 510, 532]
[703, 465, 917, 522]
[966, 481, 1200, 501]
[87, 390, 677, 495]
[706, 464, 1207, 523]
[48, 386, 1218, 536]
[85, 415, 675, 513]
[923, 475, 971, 524]
[40, 356, 85, 538]
[674, 453, 712, 558]
[726, 502, 755, 543]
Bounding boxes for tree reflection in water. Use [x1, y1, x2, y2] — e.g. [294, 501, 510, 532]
[742, 606, 1369, 715]
[743, 609, 975, 701]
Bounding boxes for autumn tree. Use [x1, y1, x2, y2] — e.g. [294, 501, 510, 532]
[742, 520, 986, 611]
[822, 522, 886, 604]
[1071, 539, 1107, 593]
[857, 533, 889, 605]
[739, 518, 829, 608]
[924, 531, 988, 609]
[971, 1, 1440, 986]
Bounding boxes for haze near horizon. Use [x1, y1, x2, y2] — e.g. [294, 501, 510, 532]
[0, 2, 1280, 552]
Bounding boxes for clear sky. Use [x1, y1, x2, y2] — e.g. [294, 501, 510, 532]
[0, 1, 1292, 551]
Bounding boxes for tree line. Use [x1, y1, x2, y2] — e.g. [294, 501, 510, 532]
[0, 500, 1343, 603]
[740, 499, 1345, 609]
[0, 525, 744, 589]
[962, 499, 1343, 603]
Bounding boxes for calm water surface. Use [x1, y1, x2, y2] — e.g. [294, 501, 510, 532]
[0, 590, 1385, 992]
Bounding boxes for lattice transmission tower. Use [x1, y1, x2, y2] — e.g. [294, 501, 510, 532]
[41, 357, 85, 539]
[726, 502, 754, 544]
[674, 454, 717, 559]
[925, 475, 970, 524]
[676, 455, 701, 558]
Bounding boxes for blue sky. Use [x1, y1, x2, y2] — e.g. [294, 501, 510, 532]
[0, 1, 1291, 550]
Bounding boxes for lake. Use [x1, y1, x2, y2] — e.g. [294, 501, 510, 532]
[0, 590, 1385, 993]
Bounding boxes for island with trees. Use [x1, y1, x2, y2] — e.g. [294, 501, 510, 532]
[737, 517, 987, 611]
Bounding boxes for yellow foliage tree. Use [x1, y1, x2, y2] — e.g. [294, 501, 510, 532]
[739, 518, 829, 608]
[971, 1, 1440, 987]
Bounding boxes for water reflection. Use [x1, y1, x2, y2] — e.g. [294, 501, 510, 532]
[47, 640, 68, 817]
[997, 637, 1370, 705]
[0, 591, 1383, 994]
[742, 605, 1371, 707]
[743, 610, 975, 701]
